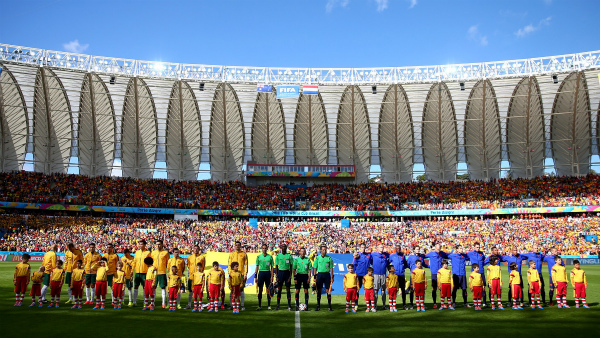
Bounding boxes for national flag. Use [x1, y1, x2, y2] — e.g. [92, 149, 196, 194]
[257, 84, 273, 93]
[302, 85, 319, 95]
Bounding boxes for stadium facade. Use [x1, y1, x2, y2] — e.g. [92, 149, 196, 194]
[0, 43, 599, 183]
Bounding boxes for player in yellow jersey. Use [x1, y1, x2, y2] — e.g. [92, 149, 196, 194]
[64, 243, 83, 305]
[70, 260, 85, 309]
[40, 244, 57, 304]
[469, 263, 484, 311]
[30, 266, 44, 307]
[486, 256, 504, 310]
[186, 245, 205, 310]
[343, 264, 358, 313]
[229, 262, 244, 313]
[570, 259, 589, 309]
[151, 240, 170, 309]
[411, 260, 427, 312]
[191, 262, 205, 312]
[167, 248, 185, 309]
[48, 260, 65, 308]
[103, 243, 119, 305]
[386, 265, 399, 312]
[168, 266, 182, 311]
[83, 243, 101, 305]
[207, 261, 225, 313]
[363, 267, 375, 312]
[93, 258, 109, 309]
[120, 248, 135, 306]
[143, 257, 157, 311]
[437, 260, 453, 310]
[13, 254, 30, 307]
[527, 260, 543, 309]
[551, 255, 570, 308]
[112, 261, 126, 309]
[131, 239, 151, 307]
[229, 241, 248, 311]
[509, 262, 523, 310]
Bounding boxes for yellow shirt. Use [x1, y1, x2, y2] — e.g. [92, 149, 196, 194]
[32, 271, 44, 284]
[121, 255, 134, 279]
[42, 251, 57, 274]
[168, 274, 182, 288]
[228, 251, 248, 275]
[570, 268, 587, 286]
[83, 252, 101, 274]
[437, 268, 452, 284]
[167, 257, 185, 277]
[145, 266, 158, 281]
[486, 265, 502, 281]
[527, 268, 540, 283]
[412, 268, 427, 284]
[208, 268, 225, 285]
[344, 272, 358, 289]
[64, 249, 83, 273]
[71, 268, 85, 283]
[152, 250, 170, 275]
[187, 254, 205, 277]
[387, 273, 399, 289]
[363, 275, 374, 289]
[133, 249, 151, 274]
[552, 264, 567, 283]
[229, 270, 243, 287]
[510, 270, 521, 285]
[192, 272, 205, 286]
[50, 268, 65, 282]
[102, 253, 119, 275]
[113, 270, 126, 284]
[469, 272, 484, 287]
[96, 266, 108, 282]
[14, 262, 30, 279]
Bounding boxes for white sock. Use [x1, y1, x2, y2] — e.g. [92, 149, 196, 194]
[110, 289, 114, 302]
[133, 289, 139, 304]
[128, 289, 133, 302]
[41, 285, 48, 300]
[162, 289, 167, 306]
[241, 291, 245, 307]
[91, 287, 95, 299]
[85, 288, 90, 302]
[68, 288, 73, 301]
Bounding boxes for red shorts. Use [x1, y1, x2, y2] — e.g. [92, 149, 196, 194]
[530, 281, 540, 294]
[169, 287, 179, 301]
[388, 287, 398, 300]
[209, 283, 221, 298]
[511, 284, 522, 299]
[193, 285, 203, 299]
[50, 281, 62, 297]
[556, 281, 567, 296]
[574, 283, 586, 298]
[95, 281, 107, 296]
[231, 285, 241, 299]
[414, 282, 425, 297]
[112, 283, 124, 298]
[144, 280, 155, 296]
[30, 284, 41, 297]
[440, 283, 451, 298]
[364, 288, 374, 301]
[346, 287, 357, 302]
[490, 279, 501, 295]
[14, 276, 28, 294]
[472, 286, 483, 299]
[72, 281, 83, 298]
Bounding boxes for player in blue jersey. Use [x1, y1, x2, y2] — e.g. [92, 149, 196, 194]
[542, 247, 563, 306]
[352, 243, 370, 308]
[466, 242, 487, 307]
[425, 243, 448, 309]
[484, 246, 504, 305]
[389, 244, 409, 310]
[407, 246, 428, 309]
[522, 244, 546, 305]
[501, 247, 527, 307]
[370, 244, 389, 310]
[448, 245, 470, 308]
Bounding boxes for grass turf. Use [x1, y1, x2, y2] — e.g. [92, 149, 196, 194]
[1, 262, 598, 338]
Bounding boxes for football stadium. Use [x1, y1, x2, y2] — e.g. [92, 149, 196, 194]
[1, 1, 600, 337]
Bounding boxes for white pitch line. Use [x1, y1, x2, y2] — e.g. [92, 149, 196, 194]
[295, 310, 301, 338]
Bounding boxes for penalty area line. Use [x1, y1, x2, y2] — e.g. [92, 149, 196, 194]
[295, 310, 301, 338]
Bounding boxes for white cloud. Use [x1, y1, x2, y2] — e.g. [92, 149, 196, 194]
[467, 25, 488, 46]
[62, 39, 89, 54]
[408, 0, 418, 8]
[375, 0, 388, 11]
[515, 16, 552, 38]
[326, 0, 349, 12]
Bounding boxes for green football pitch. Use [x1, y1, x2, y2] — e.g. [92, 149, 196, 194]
[1, 262, 598, 338]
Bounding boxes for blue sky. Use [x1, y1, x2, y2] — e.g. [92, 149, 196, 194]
[1, 0, 598, 68]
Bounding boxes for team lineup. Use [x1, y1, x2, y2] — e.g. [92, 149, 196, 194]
[12, 239, 589, 313]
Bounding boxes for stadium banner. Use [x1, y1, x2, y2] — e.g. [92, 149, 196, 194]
[256, 84, 273, 93]
[0, 254, 8, 262]
[246, 170, 354, 178]
[276, 85, 299, 99]
[302, 85, 319, 95]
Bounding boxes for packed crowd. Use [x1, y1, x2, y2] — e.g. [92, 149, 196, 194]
[1, 214, 598, 255]
[1, 171, 600, 211]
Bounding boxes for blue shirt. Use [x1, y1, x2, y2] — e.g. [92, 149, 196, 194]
[466, 250, 486, 272]
[542, 255, 564, 277]
[370, 252, 390, 275]
[407, 253, 428, 273]
[424, 251, 448, 276]
[352, 252, 370, 277]
[448, 253, 468, 276]
[389, 252, 408, 276]
[523, 252, 544, 274]
[501, 254, 526, 275]
[484, 254, 505, 266]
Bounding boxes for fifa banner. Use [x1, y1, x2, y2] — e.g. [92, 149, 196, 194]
[276, 85, 299, 99]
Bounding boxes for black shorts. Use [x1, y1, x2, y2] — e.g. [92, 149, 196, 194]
[316, 273, 331, 291]
[453, 274, 467, 290]
[295, 274, 309, 289]
[277, 270, 291, 287]
[357, 275, 364, 289]
[397, 275, 406, 291]
[257, 271, 271, 289]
